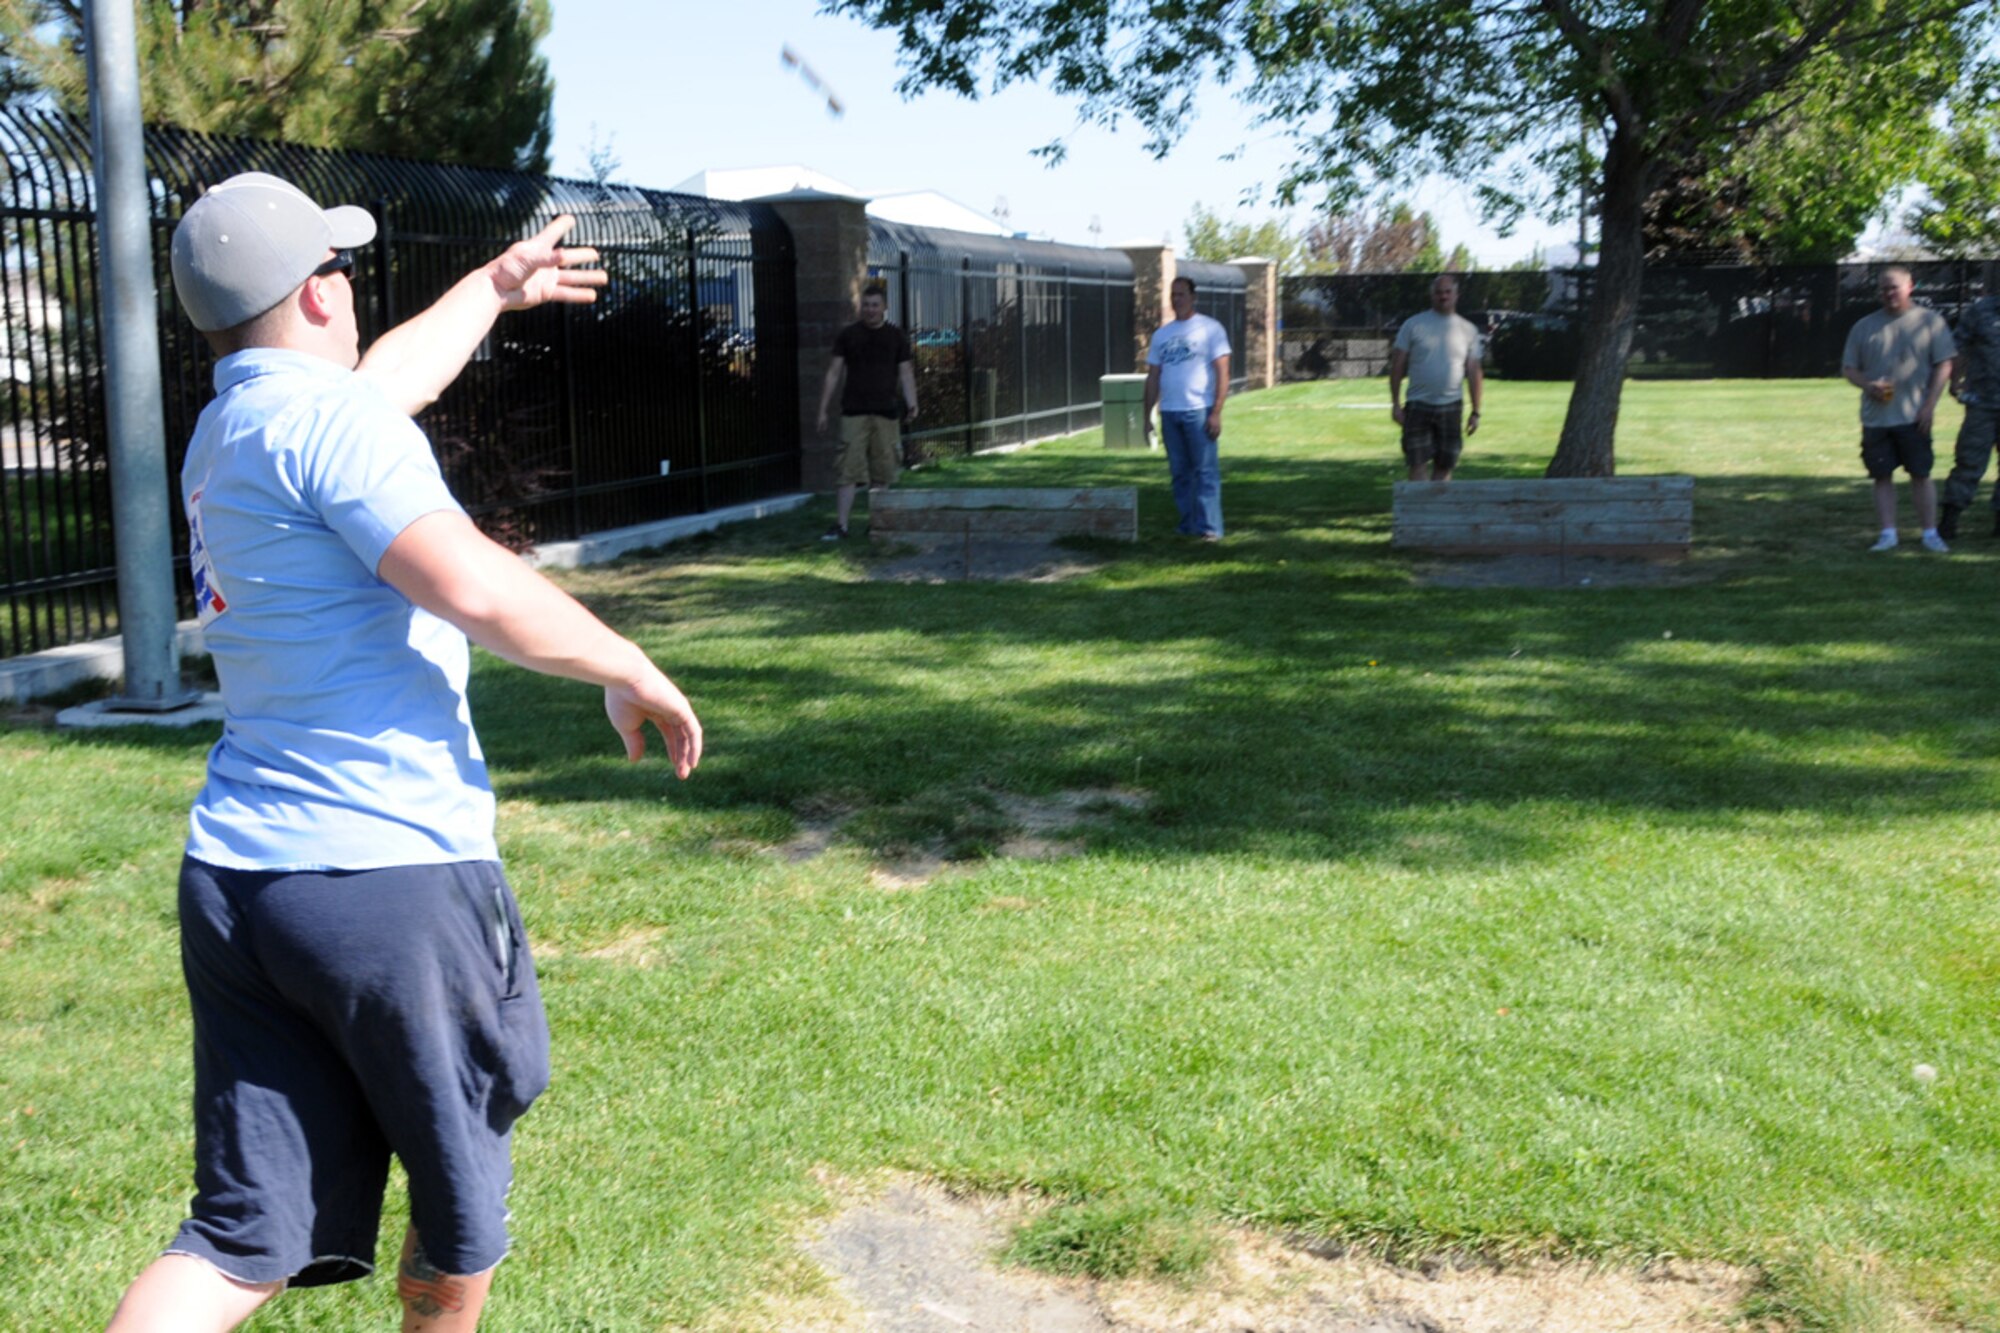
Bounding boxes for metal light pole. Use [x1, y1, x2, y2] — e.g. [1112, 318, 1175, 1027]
[84, 0, 194, 711]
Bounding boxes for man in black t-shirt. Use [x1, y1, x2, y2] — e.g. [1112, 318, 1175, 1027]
[815, 282, 917, 539]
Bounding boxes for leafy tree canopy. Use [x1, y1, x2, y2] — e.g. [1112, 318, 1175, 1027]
[1646, 38, 1979, 263]
[830, 0, 1994, 475]
[1185, 199, 1473, 273]
[0, 0, 554, 172]
[1183, 201, 1302, 269]
[1908, 68, 2000, 257]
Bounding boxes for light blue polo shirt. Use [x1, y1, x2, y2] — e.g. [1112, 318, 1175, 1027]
[181, 348, 499, 870]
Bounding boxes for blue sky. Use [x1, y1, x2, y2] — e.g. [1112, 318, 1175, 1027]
[540, 0, 1577, 265]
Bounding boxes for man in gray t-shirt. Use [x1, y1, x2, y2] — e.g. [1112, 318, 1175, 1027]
[1390, 275, 1483, 482]
[1841, 265, 1955, 552]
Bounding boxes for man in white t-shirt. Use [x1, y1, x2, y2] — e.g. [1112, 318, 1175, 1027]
[1389, 274, 1483, 482]
[1841, 265, 1955, 552]
[1142, 276, 1233, 539]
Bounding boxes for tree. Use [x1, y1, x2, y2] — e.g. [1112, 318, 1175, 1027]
[1508, 244, 1549, 272]
[1185, 198, 1469, 274]
[1645, 45, 1969, 264]
[1182, 202, 1301, 269]
[0, 0, 554, 172]
[827, 0, 1994, 476]
[583, 122, 623, 187]
[1291, 200, 1469, 273]
[1304, 200, 1432, 272]
[1907, 73, 2000, 257]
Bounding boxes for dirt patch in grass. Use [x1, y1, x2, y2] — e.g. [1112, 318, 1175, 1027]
[868, 536, 1112, 584]
[804, 1180, 1761, 1333]
[870, 852, 950, 892]
[774, 788, 1151, 888]
[1412, 553, 1710, 589]
[993, 788, 1147, 861]
[580, 926, 672, 965]
[779, 813, 848, 863]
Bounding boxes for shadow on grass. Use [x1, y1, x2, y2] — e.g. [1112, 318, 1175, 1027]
[43, 457, 1999, 873]
[483, 462, 2000, 869]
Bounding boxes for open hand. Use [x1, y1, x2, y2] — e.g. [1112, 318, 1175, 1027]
[491, 215, 608, 311]
[605, 670, 703, 779]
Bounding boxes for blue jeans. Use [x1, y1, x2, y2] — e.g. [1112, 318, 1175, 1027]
[1159, 409, 1222, 537]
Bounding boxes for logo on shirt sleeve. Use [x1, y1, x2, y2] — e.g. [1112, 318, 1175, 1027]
[187, 485, 229, 625]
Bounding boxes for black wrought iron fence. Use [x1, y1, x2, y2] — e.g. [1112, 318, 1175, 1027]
[1281, 261, 1999, 382]
[1, 108, 797, 660]
[866, 222, 1141, 462]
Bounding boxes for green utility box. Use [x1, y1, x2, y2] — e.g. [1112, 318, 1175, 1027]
[1100, 373, 1153, 449]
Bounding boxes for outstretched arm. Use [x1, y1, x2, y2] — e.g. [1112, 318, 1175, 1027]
[377, 511, 701, 776]
[358, 216, 607, 416]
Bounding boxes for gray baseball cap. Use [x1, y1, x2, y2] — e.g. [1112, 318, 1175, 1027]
[170, 172, 378, 332]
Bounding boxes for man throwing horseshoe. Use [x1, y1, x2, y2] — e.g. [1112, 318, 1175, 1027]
[104, 172, 702, 1332]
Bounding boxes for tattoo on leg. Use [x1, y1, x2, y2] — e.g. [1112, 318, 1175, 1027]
[398, 1241, 467, 1318]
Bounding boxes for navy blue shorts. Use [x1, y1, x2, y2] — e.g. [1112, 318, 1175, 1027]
[169, 856, 550, 1287]
[1861, 423, 1933, 479]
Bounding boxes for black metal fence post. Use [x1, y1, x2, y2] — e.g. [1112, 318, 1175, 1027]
[961, 255, 974, 456]
[1064, 263, 1073, 435]
[688, 227, 710, 514]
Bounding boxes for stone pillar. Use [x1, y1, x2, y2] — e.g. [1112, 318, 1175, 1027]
[1229, 256, 1278, 390]
[752, 189, 872, 493]
[1118, 243, 1175, 373]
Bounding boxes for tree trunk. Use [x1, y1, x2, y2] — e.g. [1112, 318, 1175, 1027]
[1546, 130, 1653, 478]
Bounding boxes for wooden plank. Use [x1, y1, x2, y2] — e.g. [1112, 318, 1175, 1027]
[875, 487, 1137, 512]
[1392, 476, 1693, 506]
[1394, 520, 1691, 547]
[1396, 499, 1693, 523]
[1409, 542, 1690, 558]
[1391, 475, 1695, 553]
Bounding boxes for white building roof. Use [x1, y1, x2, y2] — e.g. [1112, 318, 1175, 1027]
[864, 191, 1008, 236]
[675, 166, 1010, 236]
[672, 165, 861, 199]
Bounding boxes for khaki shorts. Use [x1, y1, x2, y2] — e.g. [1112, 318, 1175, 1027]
[838, 414, 902, 488]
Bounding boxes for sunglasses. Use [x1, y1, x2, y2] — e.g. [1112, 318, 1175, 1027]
[312, 250, 354, 278]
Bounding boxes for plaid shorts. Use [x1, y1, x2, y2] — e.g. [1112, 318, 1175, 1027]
[1402, 401, 1465, 469]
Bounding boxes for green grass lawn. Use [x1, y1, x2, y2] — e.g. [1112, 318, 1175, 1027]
[3, 379, 1997, 1330]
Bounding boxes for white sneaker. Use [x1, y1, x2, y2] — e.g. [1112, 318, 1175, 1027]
[1921, 531, 1950, 553]
[1869, 532, 1899, 552]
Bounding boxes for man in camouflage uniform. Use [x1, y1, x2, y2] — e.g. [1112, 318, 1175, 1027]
[1939, 291, 2000, 540]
